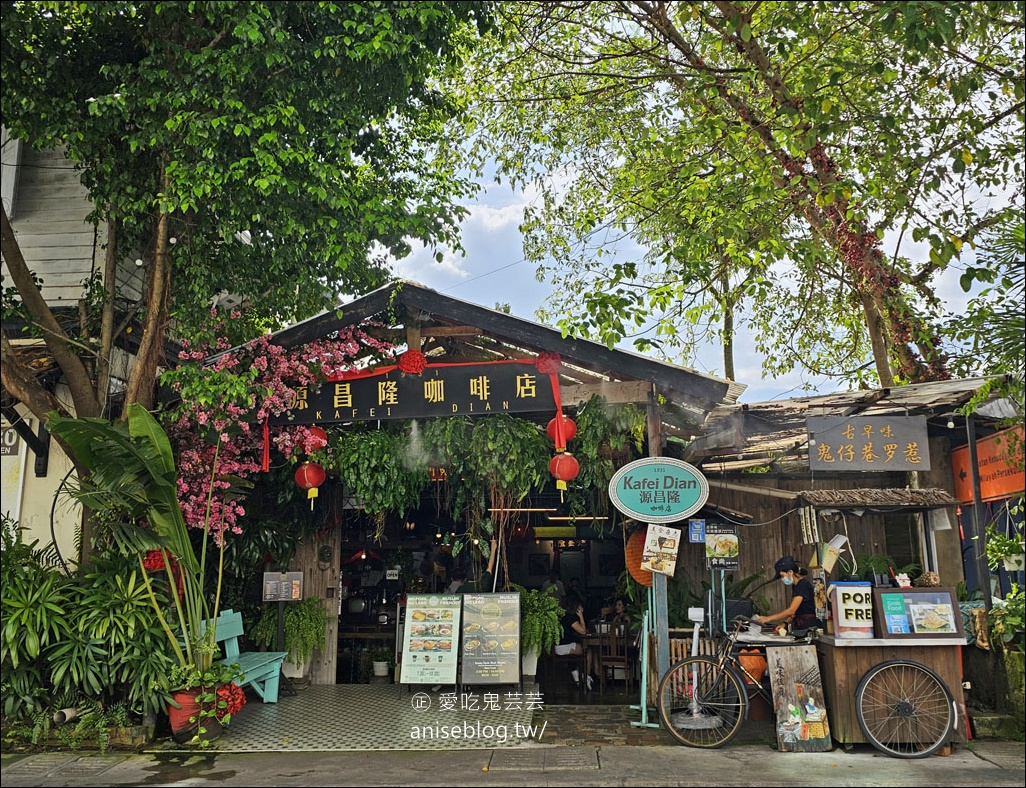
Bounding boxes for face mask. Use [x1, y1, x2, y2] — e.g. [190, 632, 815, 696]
[782, 576, 794, 586]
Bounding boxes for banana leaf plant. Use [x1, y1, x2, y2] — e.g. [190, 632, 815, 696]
[47, 403, 251, 678]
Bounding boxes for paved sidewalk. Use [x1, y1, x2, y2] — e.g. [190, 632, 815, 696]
[3, 737, 1023, 787]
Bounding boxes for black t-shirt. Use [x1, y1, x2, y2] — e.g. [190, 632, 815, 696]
[791, 577, 818, 627]
[560, 610, 582, 645]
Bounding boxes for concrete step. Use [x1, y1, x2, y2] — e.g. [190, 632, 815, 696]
[969, 711, 1023, 740]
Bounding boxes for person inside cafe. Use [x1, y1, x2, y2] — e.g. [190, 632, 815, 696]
[554, 597, 598, 690]
[753, 555, 822, 633]
[604, 597, 632, 629]
[452, 539, 498, 593]
[541, 570, 566, 604]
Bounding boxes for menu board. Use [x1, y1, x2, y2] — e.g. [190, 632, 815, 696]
[641, 524, 683, 575]
[399, 594, 462, 685]
[871, 587, 965, 640]
[461, 593, 521, 684]
[262, 571, 303, 602]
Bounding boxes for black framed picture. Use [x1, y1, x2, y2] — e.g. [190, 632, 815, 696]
[872, 587, 965, 639]
[528, 554, 550, 577]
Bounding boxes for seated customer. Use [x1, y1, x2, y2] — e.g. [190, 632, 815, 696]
[604, 597, 632, 630]
[554, 598, 597, 690]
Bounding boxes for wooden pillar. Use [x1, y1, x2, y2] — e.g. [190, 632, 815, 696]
[290, 528, 341, 684]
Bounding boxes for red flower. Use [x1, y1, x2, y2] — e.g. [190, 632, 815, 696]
[215, 682, 247, 722]
[142, 550, 167, 571]
[398, 349, 427, 374]
[535, 351, 561, 374]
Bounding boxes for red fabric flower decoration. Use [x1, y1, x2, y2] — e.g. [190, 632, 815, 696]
[535, 351, 561, 375]
[142, 549, 167, 571]
[215, 682, 247, 722]
[398, 349, 427, 374]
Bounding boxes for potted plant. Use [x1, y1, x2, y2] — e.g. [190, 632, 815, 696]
[251, 596, 329, 678]
[985, 524, 1025, 573]
[47, 403, 248, 746]
[369, 647, 396, 678]
[513, 584, 563, 677]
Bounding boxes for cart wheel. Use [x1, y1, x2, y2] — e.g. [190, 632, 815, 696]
[657, 656, 746, 748]
[854, 659, 954, 758]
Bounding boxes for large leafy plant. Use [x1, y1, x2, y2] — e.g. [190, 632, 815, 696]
[47, 403, 249, 679]
[513, 584, 563, 656]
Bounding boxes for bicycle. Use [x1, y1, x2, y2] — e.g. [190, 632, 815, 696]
[656, 616, 955, 758]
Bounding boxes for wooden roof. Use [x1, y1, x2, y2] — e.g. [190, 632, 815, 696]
[686, 376, 1011, 471]
[240, 280, 739, 429]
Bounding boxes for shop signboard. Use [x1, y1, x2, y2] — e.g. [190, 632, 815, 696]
[608, 457, 709, 523]
[400, 594, 461, 685]
[807, 415, 930, 471]
[460, 593, 520, 684]
[871, 587, 964, 640]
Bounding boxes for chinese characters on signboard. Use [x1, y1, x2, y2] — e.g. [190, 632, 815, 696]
[705, 524, 739, 570]
[268, 362, 555, 425]
[640, 524, 682, 576]
[806, 416, 931, 472]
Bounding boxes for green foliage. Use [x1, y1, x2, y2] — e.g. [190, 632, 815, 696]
[47, 404, 250, 682]
[989, 583, 1025, 653]
[513, 584, 564, 656]
[251, 597, 328, 668]
[369, 648, 396, 668]
[331, 426, 429, 541]
[449, 1, 1024, 389]
[984, 524, 1025, 571]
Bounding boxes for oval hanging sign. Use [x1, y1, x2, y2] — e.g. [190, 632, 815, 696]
[608, 457, 709, 524]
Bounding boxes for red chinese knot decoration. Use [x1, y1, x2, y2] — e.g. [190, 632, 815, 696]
[294, 461, 327, 510]
[398, 349, 427, 374]
[535, 351, 561, 375]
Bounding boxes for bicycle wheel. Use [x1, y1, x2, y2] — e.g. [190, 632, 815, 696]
[854, 659, 955, 758]
[657, 656, 747, 748]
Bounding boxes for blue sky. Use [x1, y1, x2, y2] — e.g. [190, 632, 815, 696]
[393, 181, 980, 404]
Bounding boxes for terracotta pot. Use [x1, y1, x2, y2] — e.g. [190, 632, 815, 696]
[168, 688, 222, 744]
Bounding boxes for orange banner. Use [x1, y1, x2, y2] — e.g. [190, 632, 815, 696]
[951, 426, 1025, 503]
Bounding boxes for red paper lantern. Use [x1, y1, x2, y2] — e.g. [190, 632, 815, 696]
[307, 426, 328, 451]
[546, 415, 577, 445]
[625, 530, 653, 587]
[549, 452, 580, 493]
[294, 461, 327, 510]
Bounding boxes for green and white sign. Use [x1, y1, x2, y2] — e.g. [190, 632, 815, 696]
[608, 457, 709, 524]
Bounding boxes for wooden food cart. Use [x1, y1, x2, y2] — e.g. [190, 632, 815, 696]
[817, 584, 967, 750]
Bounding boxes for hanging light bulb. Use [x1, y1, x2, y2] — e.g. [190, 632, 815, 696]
[946, 418, 955, 429]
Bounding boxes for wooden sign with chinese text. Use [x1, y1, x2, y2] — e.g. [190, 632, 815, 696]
[807, 416, 930, 471]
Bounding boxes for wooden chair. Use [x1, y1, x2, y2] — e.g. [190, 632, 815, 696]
[596, 623, 634, 694]
[543, 646, 587, 692]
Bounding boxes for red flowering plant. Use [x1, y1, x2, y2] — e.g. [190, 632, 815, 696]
[215, 681, 247, 724]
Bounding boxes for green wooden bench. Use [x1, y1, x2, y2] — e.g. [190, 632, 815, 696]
[208, 609, 288, 703]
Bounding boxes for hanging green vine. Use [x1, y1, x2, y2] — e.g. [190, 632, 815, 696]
[329, 426, 428, 541]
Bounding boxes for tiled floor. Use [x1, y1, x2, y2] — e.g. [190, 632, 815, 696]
[149, 673, 681, 753]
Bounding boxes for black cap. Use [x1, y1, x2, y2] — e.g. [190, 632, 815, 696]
[774, 555, 799, 573]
